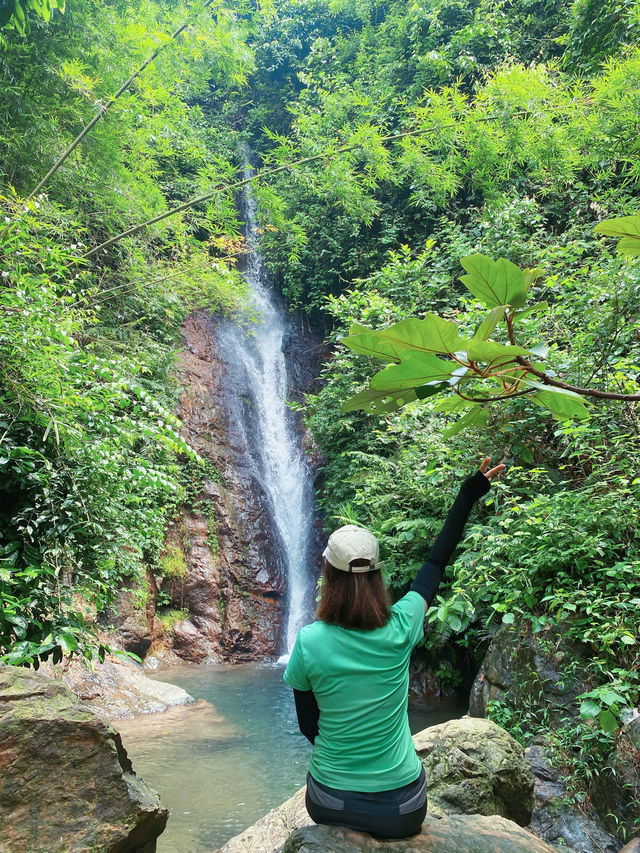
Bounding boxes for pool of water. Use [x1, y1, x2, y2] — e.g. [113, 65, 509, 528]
[116, 662, 465, 852]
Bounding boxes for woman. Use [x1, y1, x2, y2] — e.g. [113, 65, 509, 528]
[283, 457, 504, 839]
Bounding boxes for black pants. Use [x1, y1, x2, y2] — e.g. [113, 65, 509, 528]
[304, 766, 427, 839]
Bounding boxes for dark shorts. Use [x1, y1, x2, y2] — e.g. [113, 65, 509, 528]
[304, 766, 427, 839]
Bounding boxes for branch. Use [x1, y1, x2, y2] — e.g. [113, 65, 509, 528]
[454, 387, 536, 404]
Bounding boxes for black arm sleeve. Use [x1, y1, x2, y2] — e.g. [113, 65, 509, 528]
[411, 471, 491, 606]
[294, 688, 319, 745]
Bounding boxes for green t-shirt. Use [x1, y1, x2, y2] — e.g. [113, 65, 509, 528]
[283, 590, 425, 792]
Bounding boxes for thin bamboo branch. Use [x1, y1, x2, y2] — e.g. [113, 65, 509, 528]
[81, 110, 530, 259]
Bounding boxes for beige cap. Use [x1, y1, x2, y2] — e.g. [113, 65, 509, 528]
[323, 524, 382, 573]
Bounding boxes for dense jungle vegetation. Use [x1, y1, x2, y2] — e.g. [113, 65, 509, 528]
[1, 0, 640, 828]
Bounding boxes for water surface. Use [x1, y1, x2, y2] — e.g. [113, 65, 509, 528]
[116, 663, 465, 853]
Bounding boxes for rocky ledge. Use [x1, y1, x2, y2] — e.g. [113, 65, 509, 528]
[0, 664, 167, 853]
[216, 716, 538, 853]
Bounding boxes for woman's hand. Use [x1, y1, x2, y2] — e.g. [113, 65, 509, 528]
[479, 456, 505, 483]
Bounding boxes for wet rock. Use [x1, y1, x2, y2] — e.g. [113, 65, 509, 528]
[469, 623, 589, 721]
[0, 663, 167, 852]
[280, 816, 559, 853]
[619, 840, 640, 853]
[525, 740, 621, 853]
[591, 717, 640, 839]
[43, 654, 194, 720]
[414, 716, 534, 825]
[99, 587, 153, 659]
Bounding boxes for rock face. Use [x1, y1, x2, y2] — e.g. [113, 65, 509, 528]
[281, 816, 558, 852]
[217, 717, 536, 853]
[468, 623, 589, 720]
[142, 309, 323, 665]
[413, 716, 534, 826]
[526, 740, 621, 853]
[0, 664, 167, 853]
[43, 654, 194, 720]
[591, 716, 640, 839]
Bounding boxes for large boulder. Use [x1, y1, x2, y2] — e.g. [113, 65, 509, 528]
[43, 653, 194, 720]
[280, 815, 558, 852]
[217, 717, 535, 853]
[414, 716, 534, 826]
[0, 664, 167, 852]
[469, 623, 589, 720]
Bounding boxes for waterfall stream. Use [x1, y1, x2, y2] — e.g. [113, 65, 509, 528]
[215, 155, 316, 655]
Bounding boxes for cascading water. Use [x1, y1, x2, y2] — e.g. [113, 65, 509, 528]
[215, 154, 316, 657]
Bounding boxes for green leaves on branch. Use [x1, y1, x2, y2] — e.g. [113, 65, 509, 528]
[594, 215, 640, 257]
[340, 213, 640, 434]
[0, 0, 65, 33]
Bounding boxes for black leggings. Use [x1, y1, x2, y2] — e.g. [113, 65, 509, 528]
[304, 767, 427, 839]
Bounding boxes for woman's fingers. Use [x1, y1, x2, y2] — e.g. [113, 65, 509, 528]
[478, 457, 506, 481]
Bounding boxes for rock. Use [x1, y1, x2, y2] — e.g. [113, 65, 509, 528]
[591, 717, 640, 839]
[217, 786, 308, 853]
[414, 716, 534, 825]
[469, 623, 589, 721]
[280, 815, 558, 852]
[99, 587, 153, 659]
[0, 664, 167, 852]
[217, 718, 535, 853]
[525, 740, 621, 853]
[43, 654, 195, 720]
[619, 840, 640, 853]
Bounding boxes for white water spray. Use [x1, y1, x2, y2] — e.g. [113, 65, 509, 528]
[216, 155, 315, 658]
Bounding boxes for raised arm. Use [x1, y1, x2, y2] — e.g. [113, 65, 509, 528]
[411, 457, 504, 610]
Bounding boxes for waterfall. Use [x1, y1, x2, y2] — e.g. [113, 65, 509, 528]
[214, 154, 316, 657]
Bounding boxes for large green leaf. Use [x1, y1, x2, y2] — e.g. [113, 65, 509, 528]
[370, 351, 457, 392]
[341, 387, 418, 414]
[512, 302, 549, 323]
[342, 314, 465, 362]
[443, 405, 490, 437]
[594, 215, 640, 257]
[459, 255, 528, 308]
[467, 340, 531, 365]
[471, 306, 506, 342]
[433, 394, 475, 412]
[531, 387, 590, 421]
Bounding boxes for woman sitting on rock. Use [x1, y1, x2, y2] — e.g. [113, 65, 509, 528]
[284, 457, 504, 839]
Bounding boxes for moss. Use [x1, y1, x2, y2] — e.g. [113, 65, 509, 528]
[158, 545, 188, 579]
[156, 608, 188, 634]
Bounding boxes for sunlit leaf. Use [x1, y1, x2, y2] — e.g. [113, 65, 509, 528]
[512, 302, 549, 323]
[343, 314, 466, 363]
[341, 387, 418, 414]
[531, 388, 590, 421]
[467, 340, 531, 365]
[459, 254, 527, 308]
[471, 306, 506, 342]
[370, 351, 457, 392]
[594, 215, 640, 256]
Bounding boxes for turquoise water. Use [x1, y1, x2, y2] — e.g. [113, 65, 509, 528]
[116, 663, 465, 852]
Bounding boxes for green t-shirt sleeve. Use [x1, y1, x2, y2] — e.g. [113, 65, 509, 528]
[391, 590, 426, 647]
[283, 631, 312, 690]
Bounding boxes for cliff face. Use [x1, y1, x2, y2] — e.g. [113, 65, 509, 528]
[142, 309, 323, 665]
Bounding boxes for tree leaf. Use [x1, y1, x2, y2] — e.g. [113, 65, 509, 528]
[467, 340, 531, 365]
[433, 394, 475, 412]
[459, 254, 527, 308]
[415, 381, 450, 399]
[370, 351, 457, 392]
[523, 267, 543, 290]
[443, 405, 490, 437]
[531, 388, 590, 421]
[471, 306, 506, 342]
[342, 314, 465, 362]
[579, 699, 601, 719]
[598, 709, 619, 732]
[341, 331, 402, 363]
[341, 387, 418, 414]
[512, 302, 549, 323]
[594, 215, 640, 256]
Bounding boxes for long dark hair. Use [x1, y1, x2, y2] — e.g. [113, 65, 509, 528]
[316, 558, 391, 630]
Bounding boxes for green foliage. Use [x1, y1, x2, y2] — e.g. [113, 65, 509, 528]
[0, 0, 65, 35]
[156, 607, 188, 634]
[158, 546, 188, 580]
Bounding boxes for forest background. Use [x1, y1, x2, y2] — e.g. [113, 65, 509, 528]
[1, 0, 640, 828]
